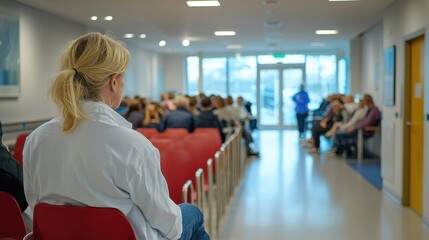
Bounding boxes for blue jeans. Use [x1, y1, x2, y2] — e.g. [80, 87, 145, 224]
[179, 203, 210, 240]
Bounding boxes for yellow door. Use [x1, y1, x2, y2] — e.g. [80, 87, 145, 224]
[409, 35, 424, 214]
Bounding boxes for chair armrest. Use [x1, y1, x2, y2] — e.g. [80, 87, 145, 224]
[364, 126, 380, 131]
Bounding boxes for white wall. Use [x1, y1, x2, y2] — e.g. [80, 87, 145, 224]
[0, 0, 85, 124]
[362, 0, 429, 223]
[164, 55, 186, 95]
[124, 42, 165, 101]
[349, 38, 363, 95]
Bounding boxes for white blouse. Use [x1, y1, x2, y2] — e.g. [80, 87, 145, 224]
[23, 101, 182, 240]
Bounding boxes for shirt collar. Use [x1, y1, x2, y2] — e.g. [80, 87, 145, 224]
[82, 101, 132, 129]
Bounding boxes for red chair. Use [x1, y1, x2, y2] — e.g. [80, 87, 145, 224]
[162, 128, 190, 139]
[149, 138, 173, 152]
[136, 128, 159, 139]
[13, 133, 29, 165]
[160, 149, 195, 204]
[194, 128, 222, 146]
[27, 203, 136, 240]
[0, 191, 27, 240]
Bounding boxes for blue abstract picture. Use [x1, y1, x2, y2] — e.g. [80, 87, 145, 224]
[0, 11, 20, 96]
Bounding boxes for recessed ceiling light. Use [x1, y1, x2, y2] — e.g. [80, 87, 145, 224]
[182, 40, 190, 47]
[316, 29, 338, 35]
[311, 42, 326, 47]
[214, 31, 236, 36]
[329, 0, 360, 1]
[159, 40, 166, 47]
[104, 16, 113, 21]
[186, 0, 220, 7]
[90, 16, 97, 21]
[226, 45, 242, 49]
[139, 34, 147, 39]
[124, 34, 134, 39]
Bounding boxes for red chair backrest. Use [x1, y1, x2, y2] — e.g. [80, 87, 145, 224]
[194, 128, 222, 146]
[160, 149, 194, 204]
[0, 191, 27, 240]
[162, 128, 190, 138]
[33, 203, 136, 240]
[13, 133, 29, 165]
[136, 128, 159, 139]
[149, 138, 173, 152]
[185, 134, 221, 161]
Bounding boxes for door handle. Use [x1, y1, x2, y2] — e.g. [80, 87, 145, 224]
[405, 121, 412, 126]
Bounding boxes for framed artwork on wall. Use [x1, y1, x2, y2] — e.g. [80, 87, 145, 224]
[0, 11, 20, 97]
[383, 45, 396, 106]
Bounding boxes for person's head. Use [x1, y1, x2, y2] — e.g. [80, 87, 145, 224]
[237, 96, 244, 106]
[358, 99, 365, 108]
[331, 99, 344, 113]
[216, 96, 226, 109]
[300, 84, 305, 91]
[49, 32, 130, 132]
[226, 96, 234, 106]
[173, 95, 190, 109]
[188, 96, 197, 109]
[342, 95, 354, 104]
[200, 97, 212, 110]
[362, 94, 374, 108]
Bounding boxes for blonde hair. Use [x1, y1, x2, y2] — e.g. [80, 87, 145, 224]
[173, 95, 189, 109]
[49, 32, 130, 132]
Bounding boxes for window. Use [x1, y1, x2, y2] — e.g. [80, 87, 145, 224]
[338, 58, 347, 94]
[305, 55, 337, 110]
[228, 56, 257, 111]
[186, 56, 199, 95]
[202, 58, 227, 96]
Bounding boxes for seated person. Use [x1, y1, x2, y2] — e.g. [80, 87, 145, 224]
[325, 99, 367, 137]
[307, 98, 346, 153]
[163, 95, 195, 132]
[142, 102, 164, 132]
[0, 121, 28, 212]
[125, 99, 144, 129]
[23, 33, 209, 240]
[195, 97, 225, 142]
[334, 94, 381, 156]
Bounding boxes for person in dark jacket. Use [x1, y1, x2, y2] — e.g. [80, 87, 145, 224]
[195, 97, 225, 142]
[0, 121, 28, 212]
[163, 95, 195, 132]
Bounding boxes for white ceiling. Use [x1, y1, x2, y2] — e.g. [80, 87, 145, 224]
[14, 0, 395, 55]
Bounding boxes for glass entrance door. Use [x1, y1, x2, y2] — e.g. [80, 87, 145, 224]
[257, 64, 305, 128]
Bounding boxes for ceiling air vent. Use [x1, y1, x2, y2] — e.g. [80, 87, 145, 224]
[264, 21, 282, 28]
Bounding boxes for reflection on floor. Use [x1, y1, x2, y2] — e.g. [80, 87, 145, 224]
[218, 130, 429, 240]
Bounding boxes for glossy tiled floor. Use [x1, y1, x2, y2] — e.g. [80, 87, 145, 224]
[218, 130, 429, 240]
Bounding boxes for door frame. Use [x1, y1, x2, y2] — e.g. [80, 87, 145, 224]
[256, 63, 306, 129]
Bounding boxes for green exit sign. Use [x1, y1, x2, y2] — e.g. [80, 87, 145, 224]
[273, 53, 285, 58]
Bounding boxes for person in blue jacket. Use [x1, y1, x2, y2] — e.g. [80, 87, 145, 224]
[292, 84, 310, 137]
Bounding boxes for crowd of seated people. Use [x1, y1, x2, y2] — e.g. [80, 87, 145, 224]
[304, 93, 381, 157]
[117, 92, 259, 156]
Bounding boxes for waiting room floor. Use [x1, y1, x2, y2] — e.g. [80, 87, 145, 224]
[217, 130, 429, 240]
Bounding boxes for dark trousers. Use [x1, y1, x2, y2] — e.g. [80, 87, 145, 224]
[296, 113, 308, 135]
[334, 130, 358, 154]
[311, 121, 333, 149]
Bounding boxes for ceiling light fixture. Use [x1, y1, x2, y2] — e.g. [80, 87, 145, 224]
[104, 16, 113, 21]
[214, 31, 236, 36]
[226, 44, 242, 49]
[316, 29, 338, 35]
[329, 0, 361, 1]
[90, 16, 97, 21]
[139, 34, 147, 39]
[124, 34, 134, 38]
[311, 42, 326, 47]
[159, 40, 166, 47]
[186, 0, 220, 7]
[182, 40, 190, 47]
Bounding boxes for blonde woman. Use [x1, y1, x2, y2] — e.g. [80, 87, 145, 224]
[23, 33, 209, 240]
